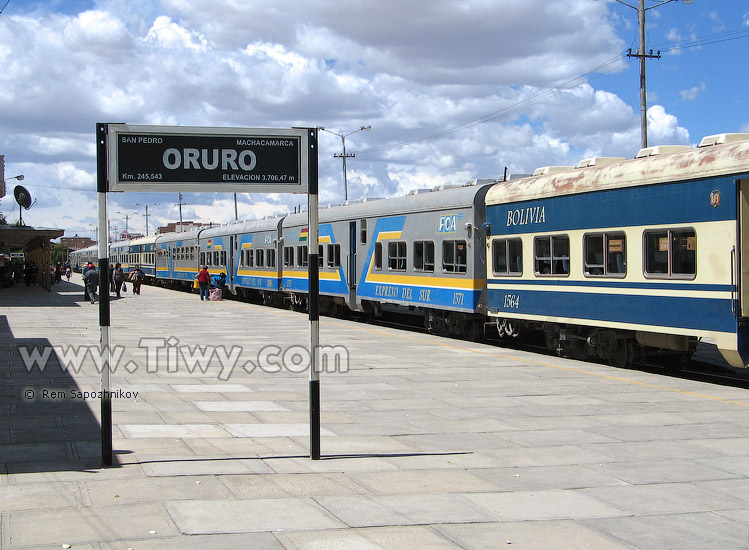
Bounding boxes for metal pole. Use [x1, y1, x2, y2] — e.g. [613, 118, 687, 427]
[96, 123, 113, 467]
[638, 0, 648, 149]
[341, 135, 348, 202]
[179, 193, 184, 232]
[308, 127, 321, 460]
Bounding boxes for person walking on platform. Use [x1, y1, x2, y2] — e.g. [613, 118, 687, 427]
[196, 265, 211, 301]
[112, 263, 125, 298]
[82, 262, 92, 300]
[131, 264, 145, 295]
[84, 265, 100, 304]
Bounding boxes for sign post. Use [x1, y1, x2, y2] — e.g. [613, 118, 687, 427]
[96, 124, 320, 465]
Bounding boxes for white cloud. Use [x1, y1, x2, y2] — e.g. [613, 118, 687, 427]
[647, 105, 690, 145]
[679, 82, 706, 102]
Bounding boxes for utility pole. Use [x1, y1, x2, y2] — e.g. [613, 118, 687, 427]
[614, 0, 694, 149]
[176, 193, 186, 232]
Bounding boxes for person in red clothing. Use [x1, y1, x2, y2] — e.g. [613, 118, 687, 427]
[196, 265, 211, 301]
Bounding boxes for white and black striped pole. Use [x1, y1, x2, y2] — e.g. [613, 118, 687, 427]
[307, 128, 321, 460]
[96, 123, 113, 466]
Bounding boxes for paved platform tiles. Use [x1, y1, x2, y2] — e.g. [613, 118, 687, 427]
[1, 280, 749, 549]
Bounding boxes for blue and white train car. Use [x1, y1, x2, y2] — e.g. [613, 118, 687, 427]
[154, 229, 201, 286]
[232, 217, 283, 301]
[126, 235, 158, 278]
[484, 133, 749, 367]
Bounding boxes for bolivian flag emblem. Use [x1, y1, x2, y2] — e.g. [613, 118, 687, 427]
[207, 239, 213, 249]
[299, 228, 308, 242]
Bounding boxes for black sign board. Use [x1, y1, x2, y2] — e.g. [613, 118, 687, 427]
[107, 124, 309, 193]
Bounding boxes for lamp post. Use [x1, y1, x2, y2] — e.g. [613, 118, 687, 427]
[319, 125, 371, 202]
[613, 0, 694, 148]
[89, 223, 98, 243]
[134, 202, 159, 236]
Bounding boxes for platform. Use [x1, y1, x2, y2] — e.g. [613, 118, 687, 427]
[1, 280, 749, 549]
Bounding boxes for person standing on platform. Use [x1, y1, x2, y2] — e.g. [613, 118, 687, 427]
[84, 264, 100, 304]
[82, 262, 91, 300]
[196, 265, 211, 301]
[131, 265, 145, 295]
[112, 263, 125, 298]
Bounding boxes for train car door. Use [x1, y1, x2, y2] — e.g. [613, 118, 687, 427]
[348, 221, 357, 300]
[739, 179, 749, 316]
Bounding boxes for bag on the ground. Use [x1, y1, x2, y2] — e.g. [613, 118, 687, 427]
[192, 279, 199, 289]
[122, 283, 127, 292]
[209, 288, 222, 301]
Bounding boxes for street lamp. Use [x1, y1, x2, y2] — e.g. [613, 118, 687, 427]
[319, 125, 372, 202]
[612, 0, 694, 148]
[134, 203, 159, 236]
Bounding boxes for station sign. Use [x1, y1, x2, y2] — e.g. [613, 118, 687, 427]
[107, 124, 309, 193]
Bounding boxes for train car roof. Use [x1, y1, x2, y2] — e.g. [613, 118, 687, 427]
[282, 182, 496, 227]
[200, 217, 282, 237]
[486, 136, 749, 206]
[154, 229, 202, 245]
[127, 234, 158, 246]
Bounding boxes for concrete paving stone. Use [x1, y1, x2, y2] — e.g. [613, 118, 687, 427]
[0, 441, 70, 462]
[381, 450, 506, 470]
[119, 423, 232, 438]
[166, 497, 345, 534]
[578, 482, 749, 515]
[499, 428, 621, 447]
[84, 475, 230, 505]
[4, 502, 178, 547]
[472, 465, 629, 491]
[171, 383, 253, 393]
[264, 455, 401, 474]
[221, 472, 368, 499]
[195, 400, 290, 412]
[315, 493, 496, 527]
[276, 525, 461, 550]
[251, 410, 353, 424]
[224, 423, 335, 438]
[482, 444, 618, 467]
[394, 432, 521, 452]
[686, 436, 749, 455]
[350, 468, 500, 495]
[108, 532, 285, 550]
[138, 454, 274, 476]
[112, 437, 192, 455]
[582, 458, 742, 485]
[435, 520, 632, 550]
[696, 478, 749, 500]
[583, 439, 722, 461]
[287, 435, 420, 455]
[0, 481, 80, 511]
[323, 421, 432, 437]
[182, 436, 308, 456]
[583, 512, 749, 550]
[459, 489, 628, 521]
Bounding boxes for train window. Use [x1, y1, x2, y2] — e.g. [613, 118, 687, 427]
[492, 238, 522, 276]
[327, 244, 341, 268]
[413, 241, 435, 272]
[199, 251, 205, 265]
[443, 240, 467, 274]
[644, 229, 696, 278]
[267, 249, 276, 268]
[297, 246, 308, 267]
[284, 246, 294, 267]
[584, 233, 626, 277]
[360, 219, 367, 244]
[255, 248, 264, 268]
[374, 242, 383, 271]
[534, 235, 569, 276]
[221, 251, 227, 265]
[388, 241, 407, 271]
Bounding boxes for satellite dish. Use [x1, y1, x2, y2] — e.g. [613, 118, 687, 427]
[14, 185, 32, 209]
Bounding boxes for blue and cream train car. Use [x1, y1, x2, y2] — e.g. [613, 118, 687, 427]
[232, 217, 283, 301]
[484, 133, 749, 367]
[126, 235, 158, 278]
[70, 244, 98, 270]
[154, 229, 201, 286]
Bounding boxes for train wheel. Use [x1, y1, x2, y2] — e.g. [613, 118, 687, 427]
[462, 319, 484, 342]
[609, 340, 632, 368]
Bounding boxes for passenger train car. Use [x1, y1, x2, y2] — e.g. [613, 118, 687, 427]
[70, 133, 749, 369]
[484, 133, 749, 368]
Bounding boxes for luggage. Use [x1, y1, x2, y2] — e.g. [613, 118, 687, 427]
[209, 288, 222, 301]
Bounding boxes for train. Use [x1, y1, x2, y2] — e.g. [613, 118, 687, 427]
[71, 132, 749, 369]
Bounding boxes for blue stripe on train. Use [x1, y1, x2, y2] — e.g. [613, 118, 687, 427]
[488, 287, 737, 333]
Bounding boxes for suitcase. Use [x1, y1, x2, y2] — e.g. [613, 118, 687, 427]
[209, 288, 222, 301]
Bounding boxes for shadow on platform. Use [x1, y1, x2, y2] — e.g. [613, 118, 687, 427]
[0, 279, 91, 307]
[0, 315, 118, 473]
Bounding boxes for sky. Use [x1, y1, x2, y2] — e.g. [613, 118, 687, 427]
[0, 0, 747, 241]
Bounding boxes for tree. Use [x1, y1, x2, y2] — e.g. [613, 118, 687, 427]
[51, 242, 69, 265]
